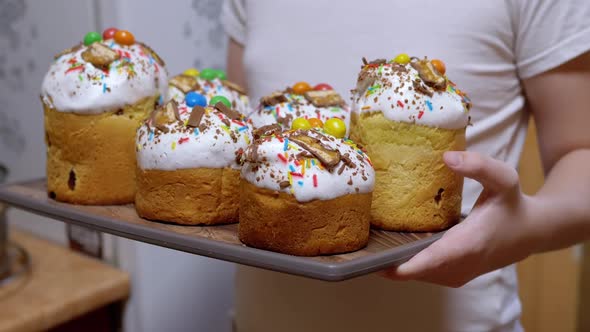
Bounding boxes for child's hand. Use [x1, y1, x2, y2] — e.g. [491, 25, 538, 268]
[380, 151, 540, 287]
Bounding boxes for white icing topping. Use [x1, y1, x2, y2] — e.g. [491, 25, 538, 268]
[352, 62, 471, 129]
[248, 92, 350, 129]
[167, 76, 250, 115]
[136, 102, 253, 171]
[241, 129, 374, 202]
[42, 39, 168, 114]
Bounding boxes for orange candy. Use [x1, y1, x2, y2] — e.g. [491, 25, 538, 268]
[308, 118, 323, 128]
[431, 59, 446, 75]
[114, 30, 135, 46]
[292, 81, 312, 95]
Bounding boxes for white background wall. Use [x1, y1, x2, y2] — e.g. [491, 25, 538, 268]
[0, 1, 235, 331]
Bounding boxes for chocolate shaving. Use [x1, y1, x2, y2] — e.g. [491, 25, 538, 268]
[54, 43, 83, 60]
[214, 102, 241, 120]
[279, 181, 290, 189]
[166, 100, 181, 122]
[187, 106, 205, 127]
[260, 91, 288, 107]
[152, 101, 177, 132]
[369, 58, 387, 65]
[235, 148, 244, 165]
[413, 79, 433, 97]
[361, 57, 368, 65]
[337, 164, 346, 175]
[81, 42, 120, 68]
[341, 153, 356, 168]
[169, 75, 201, 94]
[138, 42, 165, 66]
[290, 135, 341, 169]
[296, 152, 313, 159]
[304, 90, 345, 107]
[276, 114, 293, 128]
[253, 124, 282, 139]
[221, 80, 247, 95]
[221, 117, 231, 127]
[146, 109, 157, 131]
[410, 58, 447, 90]
[155, 124, 169, 133]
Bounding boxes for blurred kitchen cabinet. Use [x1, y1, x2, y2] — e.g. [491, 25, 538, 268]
[517, 118, 582, 332]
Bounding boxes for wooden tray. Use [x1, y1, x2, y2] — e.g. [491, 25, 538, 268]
[0, 179, 446, 281]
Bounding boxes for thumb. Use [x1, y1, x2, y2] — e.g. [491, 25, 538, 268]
[443, 151, 519, 194]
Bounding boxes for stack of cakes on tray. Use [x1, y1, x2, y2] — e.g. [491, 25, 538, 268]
[42, 30, 470, 257]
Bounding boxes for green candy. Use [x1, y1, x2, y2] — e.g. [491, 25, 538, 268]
[199, 68, 217, 81]
[209, 95, 232, 109]
[213, 69, 227, 80]
[83, 31, 102, 46]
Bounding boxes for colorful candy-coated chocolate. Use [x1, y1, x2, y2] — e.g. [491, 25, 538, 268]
[393, 53, 411, 65]
[431, 59, 446, 75]
[102, 27, 118, 40]
[213, 69, 227, 80]
[291, 118, 312, 130]
[183, 68, 200, 77]
[292, 81, 312, 95]
[83, 32, 102, 46]
[185, 92, 207, 107]
[313, 83, 333, 91]
[200, 68, 217, 81]
[308, 118, 323, 128]
[210, 95, 232, 109]
[114, 30, 135, 45]
[323, 118, 346, 138]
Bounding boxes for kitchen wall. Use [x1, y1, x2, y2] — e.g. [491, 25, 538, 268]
[0, 1, 235, 331]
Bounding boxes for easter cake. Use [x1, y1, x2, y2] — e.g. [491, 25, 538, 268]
[42, 28, 167, 204]
[135, 95, 252, 225]
[239, 118, 374, 256]
[248, 82, 350, 130]
[350, 55, 471, 231]
[167, 68, 250, 115]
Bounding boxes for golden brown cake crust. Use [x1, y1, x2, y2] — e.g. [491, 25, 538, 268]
[239, 180, 371, 256]
[44, 96, 157, 205]
[350, 112, 465, 231]
[135, 167, 240, 225]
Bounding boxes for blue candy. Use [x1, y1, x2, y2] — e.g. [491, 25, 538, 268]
[185, 92, 207, 107]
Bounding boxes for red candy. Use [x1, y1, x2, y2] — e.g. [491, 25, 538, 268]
[313, 83, 333, 91]
[102, 27, 118, 40]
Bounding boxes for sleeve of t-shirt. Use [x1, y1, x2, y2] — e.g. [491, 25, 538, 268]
[513, 0, 590, 79]
[221, 0, 247, 46]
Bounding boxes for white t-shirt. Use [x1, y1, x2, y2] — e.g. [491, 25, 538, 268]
[221, 1, 590, 331]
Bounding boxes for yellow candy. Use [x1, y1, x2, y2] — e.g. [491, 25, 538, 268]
[291, 118, 312, 130]
[183, 68, 200, 77]
[393, 53, 411, 65]
[323, 118, 346, 138]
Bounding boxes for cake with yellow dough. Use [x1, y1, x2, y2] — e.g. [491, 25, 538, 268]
[135, 94, 253, 225]
[350, 56, 472, 231]
[167, 68, 250, 115]
[41, 28, 168, 204]
[248, 82, 350, 130]
[239, 117, 374, 256]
